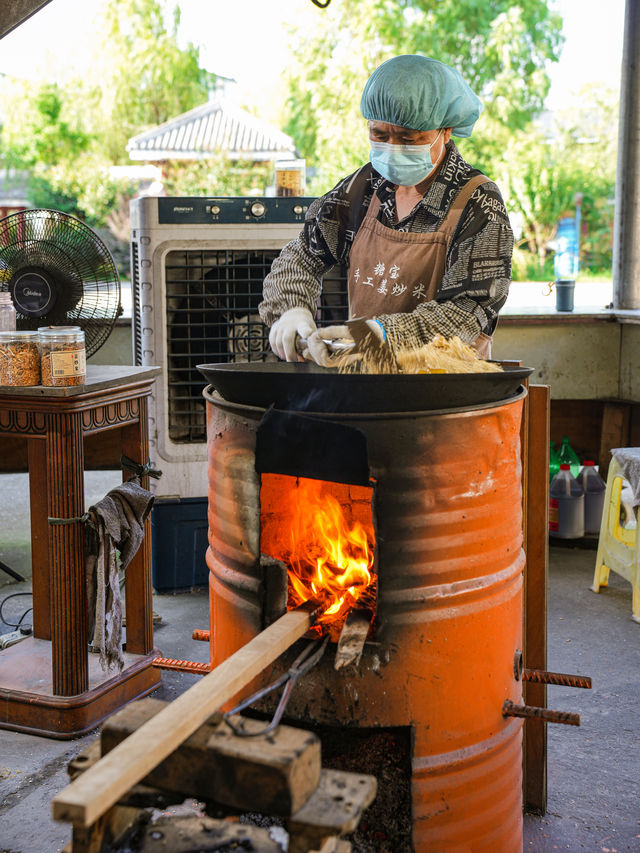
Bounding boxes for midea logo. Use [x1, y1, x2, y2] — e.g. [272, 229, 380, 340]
[23, 288, 44, 297]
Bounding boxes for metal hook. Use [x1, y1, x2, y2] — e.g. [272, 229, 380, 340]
[224, 636, 329, 737]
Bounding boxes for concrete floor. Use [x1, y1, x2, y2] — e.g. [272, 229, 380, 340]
[0, 472, 639, 852]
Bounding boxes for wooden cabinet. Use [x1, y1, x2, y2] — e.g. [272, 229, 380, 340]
[0, 366, 162, 738]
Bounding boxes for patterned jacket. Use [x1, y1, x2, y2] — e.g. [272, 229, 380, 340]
[259, 141, 513, 346]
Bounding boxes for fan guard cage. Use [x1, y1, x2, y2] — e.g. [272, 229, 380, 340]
[0, 208, 121, 357]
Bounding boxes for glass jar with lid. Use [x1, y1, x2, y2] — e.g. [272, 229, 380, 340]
[0, 292, 16, 332]
[39, 327, 86, 386]
[0, 331, 41, 386]
[274, 158, 306, 197]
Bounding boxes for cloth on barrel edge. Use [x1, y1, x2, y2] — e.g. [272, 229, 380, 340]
[611, 447, 640, 510]
[85, 480, 155, 671]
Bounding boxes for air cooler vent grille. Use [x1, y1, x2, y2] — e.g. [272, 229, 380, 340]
[165, 248, 347, 443]
[164, 248, 348, 443]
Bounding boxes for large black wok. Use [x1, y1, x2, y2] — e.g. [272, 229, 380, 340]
[197, 361, 534, 414]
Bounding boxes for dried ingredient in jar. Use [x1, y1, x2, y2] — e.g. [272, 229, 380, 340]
[41, 341, 86, 387]
[0, 341, 41, 386]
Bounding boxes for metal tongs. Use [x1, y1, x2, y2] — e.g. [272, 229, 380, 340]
[297, 336, 356, 355]
[223, 635, 329, 737]
[298, 318, 400, 370]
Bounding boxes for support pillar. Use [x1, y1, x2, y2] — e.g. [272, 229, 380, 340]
[613, 0, 640, 309]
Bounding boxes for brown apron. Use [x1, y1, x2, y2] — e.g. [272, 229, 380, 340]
[348, 174, 493, 357]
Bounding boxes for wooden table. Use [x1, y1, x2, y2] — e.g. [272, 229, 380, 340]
[0, 366, 162, 738]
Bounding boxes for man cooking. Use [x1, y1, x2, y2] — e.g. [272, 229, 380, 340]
[259, 54, 513, 366]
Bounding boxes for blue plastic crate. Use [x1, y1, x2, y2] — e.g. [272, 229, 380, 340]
[151, 496, 209, 593]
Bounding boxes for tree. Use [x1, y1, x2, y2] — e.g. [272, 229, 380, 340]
[0, 0, 216, 232]
[94, 0, 216, 163]
[281, 0, 564, 192]
[0, 81, 91, 170]
[497, 85, 618, 277]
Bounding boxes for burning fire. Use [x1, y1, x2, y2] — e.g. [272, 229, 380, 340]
[261, 476, 376, 638]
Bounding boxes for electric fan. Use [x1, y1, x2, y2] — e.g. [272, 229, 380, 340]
[0, 209, 121, 357]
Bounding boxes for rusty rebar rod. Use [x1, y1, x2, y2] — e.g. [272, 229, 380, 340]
[522, 668, 592, 689]
[191, 629, 210, 642]
[502, 699, 580, 727]
[152, 657, 211, 674]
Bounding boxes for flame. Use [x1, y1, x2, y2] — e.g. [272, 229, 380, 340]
[261, 476, 376, 636]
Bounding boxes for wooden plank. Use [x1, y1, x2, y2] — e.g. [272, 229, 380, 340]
[52, 607, 316, 828]
[334, 610, 371, 671]
[288, 769, 377, 853]
[67, 741, 176, 812]
[100, 697, 321, 815]
[599, 401, 631, 480]
[523, 384, 550, 815]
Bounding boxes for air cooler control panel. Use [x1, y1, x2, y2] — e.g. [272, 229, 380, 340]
[157, 196, 315, 225]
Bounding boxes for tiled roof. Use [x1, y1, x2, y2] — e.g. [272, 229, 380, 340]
[126, 98, 297, 161]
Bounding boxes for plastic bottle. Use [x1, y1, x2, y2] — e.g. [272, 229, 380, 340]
[557, 436, 580, 478]
[549, 464, 584, 538]
[578, 461, 606, 535]
[0, 292, 16, 331]
[549, 441, 560, 483]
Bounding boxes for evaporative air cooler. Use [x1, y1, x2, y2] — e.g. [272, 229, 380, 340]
[129, 195, 347, 590]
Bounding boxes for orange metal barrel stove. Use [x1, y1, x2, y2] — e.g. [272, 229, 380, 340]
[204, 383, 526, 852]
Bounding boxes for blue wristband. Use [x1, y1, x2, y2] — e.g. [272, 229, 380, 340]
[372, 318, 387, 341]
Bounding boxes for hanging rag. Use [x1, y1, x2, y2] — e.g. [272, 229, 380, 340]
[85, 480, 155, 671]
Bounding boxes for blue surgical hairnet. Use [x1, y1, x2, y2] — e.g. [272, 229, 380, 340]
[360, 55, 483, 137]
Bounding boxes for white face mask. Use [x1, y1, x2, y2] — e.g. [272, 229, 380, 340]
[369, 129, 444, 186]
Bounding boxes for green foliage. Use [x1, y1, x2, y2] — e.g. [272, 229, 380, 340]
[282, 0, 563, 192]
[511, 247, 555, 282]
[0, 0, 216, 234]
[0, 0, 616, 282]
[27, 155, 133, 227]
[95, 0, 216, 163]
[27, 174, 82, 218]
[497, 84, 617, 277]
[0, 81, 92, 169]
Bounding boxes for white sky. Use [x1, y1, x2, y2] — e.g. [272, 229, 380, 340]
[0, 0, 627, 116]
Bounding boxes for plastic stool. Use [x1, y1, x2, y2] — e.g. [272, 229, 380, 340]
[592, 456, 640, 622]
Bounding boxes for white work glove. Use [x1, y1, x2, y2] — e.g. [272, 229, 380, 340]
[269, 307, 316, 362]
[303, 319, 385, 368]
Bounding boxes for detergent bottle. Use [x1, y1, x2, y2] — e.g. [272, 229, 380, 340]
[549, 464, 584, 539]
[578, 461, 606, 535]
